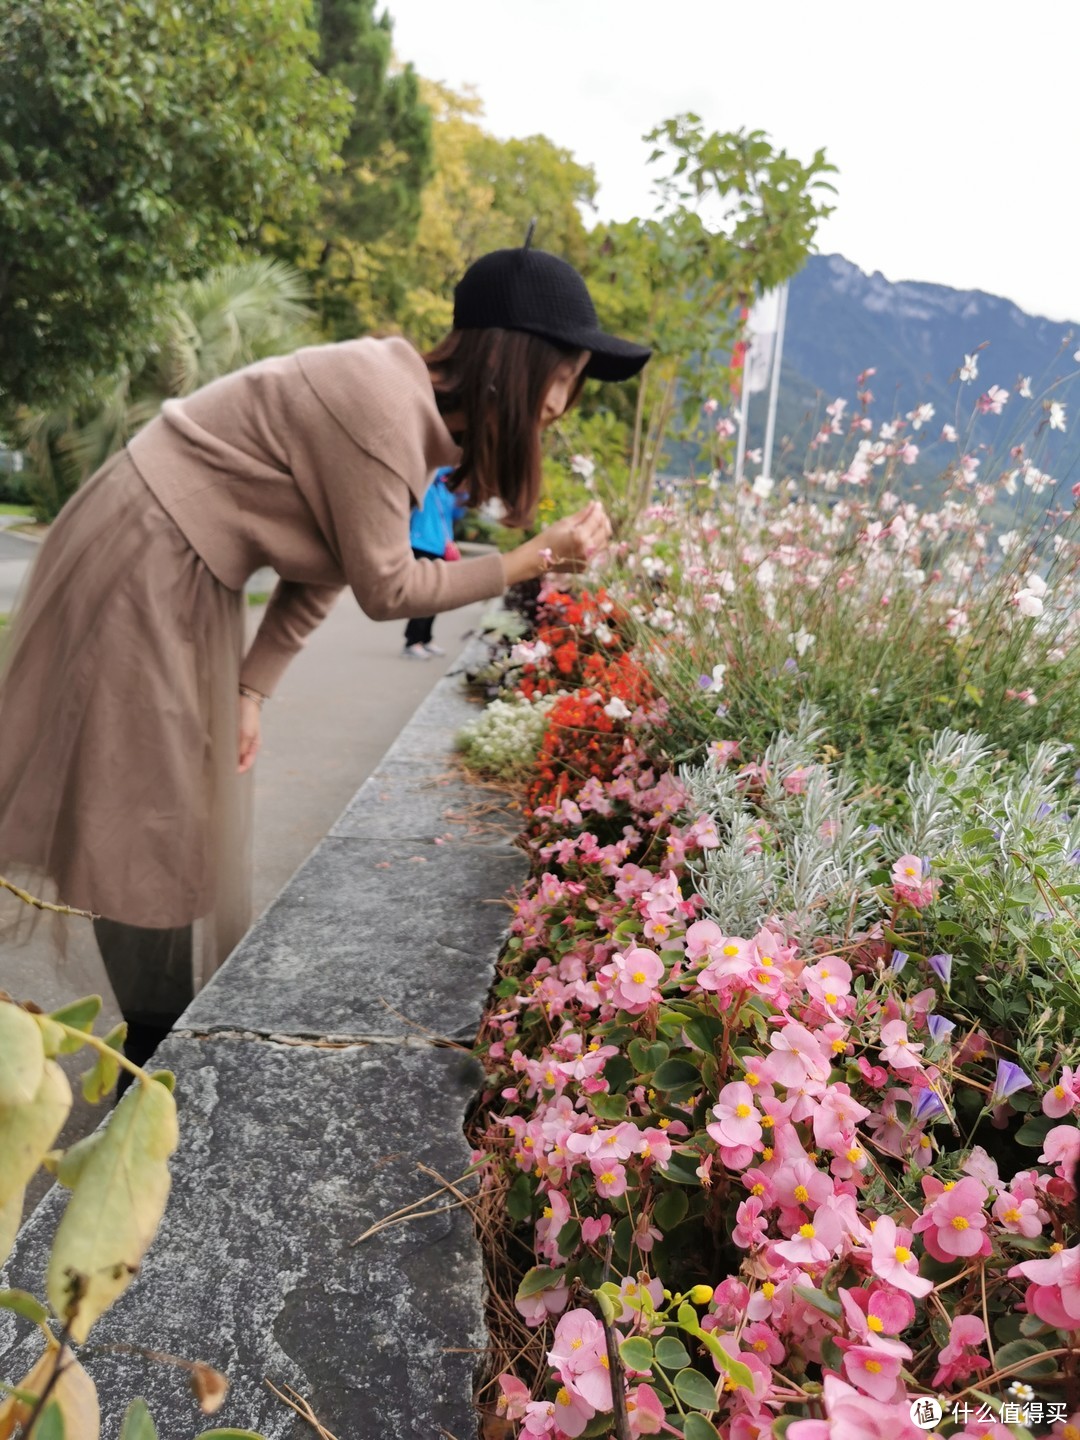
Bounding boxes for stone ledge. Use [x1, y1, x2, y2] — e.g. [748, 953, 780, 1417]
[1, 645, 527, 1436]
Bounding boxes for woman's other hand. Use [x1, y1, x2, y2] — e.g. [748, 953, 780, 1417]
[502, 501, 612, 585]
[238, 693, 263, 774]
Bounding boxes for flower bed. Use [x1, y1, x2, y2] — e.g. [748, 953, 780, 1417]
[464, 570, 1080, 1439]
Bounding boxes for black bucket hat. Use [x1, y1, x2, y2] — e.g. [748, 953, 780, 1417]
[453, 232, 651, 383]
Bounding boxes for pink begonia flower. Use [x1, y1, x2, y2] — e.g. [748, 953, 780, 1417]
[536, 1189, 571, 1263]
[635, 1126, 673, 1168]
[743, 1320, 785, 1365]
[708, 1081, 763, 1149]
[521, 1399, 557, 1436]
[803, 955, 853, 1005]
[842, 1344, 902, 1402]
[602, 945, 665, 1010]
[496, 1374, 530, 1421]
[1010, 1243, 1080, 1329]
[961, 1145, 1000, 1188]
[549, 1309, 605, 1376]
[772, 1219, 833, 1266]
[787, 1374, 924, 1440]
[625, 1383, 666, 1436]
[878, 1019, 925, 1072]
[838, 1287, 913, 1356]
[733, 1194, 769, 1249]
[1044, 1065, 1080, 1118]
[581, 1214, 611, 1245]
[813, 1084, 871, 1154]
[550, 1384, 594, 1438]
[590, 1159, 628, 1199]
[768, 1021, 833, 1086]
[1040, 1124, 1080, 1179]
[865, 1214, 933, 1297]
[992, 1188, 1047, 1237]
[707, 738, 741, 766]
[517, 1277, 570, 1326]
[931, 1313, 990, 1388]
[912, 1176, 991, 1262]
[775, 1157, 834, 1214]
[890, 853, 938, 909]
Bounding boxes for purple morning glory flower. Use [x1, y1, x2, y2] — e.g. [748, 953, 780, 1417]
[697, 675, 713, 690]
[928, 952, 953, 985]
[1069, 848, 1080, 864]
[783, 658, 799, 673]
[927, 1013, 956, 1043]
[890, 950, 909, 974]
[1037, 802, 1053, 820]
[865, 824, 881, 835]
[912, 1089, 946, 1122]
[989, 1059, 1033, 1107]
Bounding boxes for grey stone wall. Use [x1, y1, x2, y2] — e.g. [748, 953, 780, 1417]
[0, 644, 525, 1439]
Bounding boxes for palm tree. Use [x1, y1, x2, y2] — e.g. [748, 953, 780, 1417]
[20, 258, 316, 519]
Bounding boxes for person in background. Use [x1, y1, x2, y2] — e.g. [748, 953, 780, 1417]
[403, 465, 466, 659]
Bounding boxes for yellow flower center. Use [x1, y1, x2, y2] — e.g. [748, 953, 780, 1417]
[942, 1181, 955, 1191]
[557, 1388, 572, 1407]
[600, 1355, 609, 1371]
[658, 1118, 671, 1129]
[751, 1183, 765, 1197]
[820, 968, 830, 978]
[756, 972, 772, 984]
[762, 1146, 774, 1161]
[1003, 1207, 1021, 1223]
[831, 1038, 847, 1053]
[951, 1216, 970, 1231]
[794, 1185, 809, 1203]
[761, 1115, 775, 1128]
[799, 1223, 816, 1239]
[760, 956, 774, 967]
[736, 1104, 752, 1119]
[762, 1282, 776, 1299]
[600, 1172, 616, 1186]
[894, 1245, 911, 1263]
[654, 923, 668, 937]
[864, 1359, 882, 1373]
[543, 1206, 553, 1219]
[523, 1137, 534, 1149]
[846, 1147, 862, 1163]
[1055, 1085, 1066, 1099]
[632, 971, 647, 985]
[752, 1339, 768, 1351]
[745, 1071, 760, 1086]
[544, 1070, 555, 1085]
[1051, 1242, 1064, 1253]
[571, 1338, 583, 1351]
[1063, 1426, 1080, 1440]
[867, 1316, 884, 1333]
[723, 944, 740, 956]
[588, 1040, 600, 1051]
[904, 866, 917, 877]
[825, 993, 838, 1004]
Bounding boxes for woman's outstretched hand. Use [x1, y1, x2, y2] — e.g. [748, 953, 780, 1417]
[237, 693, 262, 774]
[502, 501, 613, 586]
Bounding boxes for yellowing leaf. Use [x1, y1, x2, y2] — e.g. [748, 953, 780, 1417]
[0, 1344, 100, 1440]
[0, 1188, 23, 1271]
[0, 1060, 73, 1209]
[47, 1078, 178, 1343]
[0, 1002, 45, 1107]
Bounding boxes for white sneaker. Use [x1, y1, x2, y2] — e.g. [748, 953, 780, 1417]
[402, 643, 431, 660]
[423, 642, 447, 656]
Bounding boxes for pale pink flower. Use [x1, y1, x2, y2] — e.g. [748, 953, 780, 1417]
[992, 1189, 1046, 1237]
[960, 353, 979, 382]
[715, 417, 737, 439]
[941, 423, 959, 442]
[977, 385, 1009, 415]
[603, 945, 664, 1010]
[1043, 1065, 1080, 1118]
[1010, 1243, 1080, 1329]
[787, 1374, 923, 1440]
[590, 1160, 628, 1199]
[932, 1313, 989, 1388]
[708, 1081, 763, 1149]
[1049, 399, 1067, 431]
[626, 1384, 666, 1436]
[879, 1020, 925, 1072]
[497, 1374, 531, 1421]
[912, 1176, 990, 1261]
[842, 1344, 902, 1402]
[733, 1195, 769, 1249]
[865, 1214, 933, 1296]
[838, 1287, 914, 1356]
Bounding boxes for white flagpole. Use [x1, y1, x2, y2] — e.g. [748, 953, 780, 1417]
[761, 281, 789, 483]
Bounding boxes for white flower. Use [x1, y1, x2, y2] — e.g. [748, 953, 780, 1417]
[908, 403, 935, 430]
[960, 353, 979, 382]
[1014, 588, 1045, 618]
[570, 454, 596, 480]
[1023, 573, 1048, 598]
[594, 622, 615, 646]
[603, 696, 632, 720]
[751, 475, 774, 499]
[941, 423, 958, 443]
[1049, 400, 1067, 431]
[511, 638, 551, 665]
[788, 628, 816, 657]
[998, 529, 1020, 554]
[1019, 376, 1033, 398]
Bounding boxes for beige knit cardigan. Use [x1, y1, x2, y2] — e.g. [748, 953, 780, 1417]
[126, 335, 508, 695]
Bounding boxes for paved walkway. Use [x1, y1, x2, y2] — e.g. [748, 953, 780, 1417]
[0, 535, 492, 1014]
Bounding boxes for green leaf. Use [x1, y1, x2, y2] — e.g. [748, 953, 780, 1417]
[659, 1153, 704, 1186]
[794, 1284, 842, 1319]
[506, 1171, 533, 1222]
[0, 1289, 49, 1326]
[653, 1188, 689, 1233]
[1015, 1115, 1055, 1147]
[591, 1092, 629, 1123]
[992, 1339, 1059, 1377]
[196, 1432, 266, 1439]
[119, 1399, 159, 1440]
[619, 1336, 654, 1371]
[962, 827, 996, 847]
[695, 1327, 754, 1390]
[0, 1188, 24, 1270]
[34, 1400, 66, 1440]
[81, 1024, 128, 1105]
[673, 1367, 718, 1410]
[683, 1415, 722, 1440]
[515, 1266, 565, 1301]
[652, 1059, 701, 1091]
[49, 997, 102, 1054]
[47, 1076, 179, 1342]
[0, 1060, 73, 1210]
[654, 1336, 692, 1370]
[0, 1002, 45, 1106]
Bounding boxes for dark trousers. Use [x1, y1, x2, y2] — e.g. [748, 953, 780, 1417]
[93, 917, 194, 1077]
[404, 546, 440, 646]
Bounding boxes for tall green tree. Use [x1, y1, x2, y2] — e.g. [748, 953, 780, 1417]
[0, 0, 349, 426]
[290, 0, 433, 337]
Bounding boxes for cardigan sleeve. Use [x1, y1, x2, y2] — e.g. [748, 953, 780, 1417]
[325, 453, 506, 624]
[239, 579, 345, 697]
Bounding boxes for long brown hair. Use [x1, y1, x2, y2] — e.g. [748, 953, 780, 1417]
[424, 328, 584, 527]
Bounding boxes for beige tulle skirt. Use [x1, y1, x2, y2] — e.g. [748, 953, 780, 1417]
[0, 451, 252, 1021]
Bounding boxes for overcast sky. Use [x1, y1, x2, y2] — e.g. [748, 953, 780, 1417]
[385, 0, 1080, 321]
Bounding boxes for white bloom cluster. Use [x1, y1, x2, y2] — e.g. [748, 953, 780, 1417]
[457, 694, 555, 782]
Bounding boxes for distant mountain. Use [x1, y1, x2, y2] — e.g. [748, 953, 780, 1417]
[665, 254, 1080, 502]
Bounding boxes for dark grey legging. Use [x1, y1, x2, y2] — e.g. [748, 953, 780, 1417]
[404, 546, 440, 646]
[93, 916, 194, 1028]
